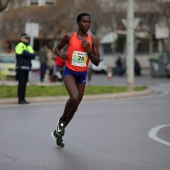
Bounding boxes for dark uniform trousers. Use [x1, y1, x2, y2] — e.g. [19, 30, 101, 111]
[17, 69, 29, 102]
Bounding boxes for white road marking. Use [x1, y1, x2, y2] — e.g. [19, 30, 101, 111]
[148, 124, 170, 146]
[158, 91, 169, 96]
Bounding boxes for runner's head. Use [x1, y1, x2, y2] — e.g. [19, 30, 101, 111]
[77, 13, 91, 32]
[77, 13, 91, 22]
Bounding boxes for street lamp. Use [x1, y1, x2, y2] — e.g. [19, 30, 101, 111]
[0, 13, 3, 52]
[126, 0, 135, 91]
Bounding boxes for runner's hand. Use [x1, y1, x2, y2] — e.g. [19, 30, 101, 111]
[81, 40, 90, 52]
[60, 53, 68, 60]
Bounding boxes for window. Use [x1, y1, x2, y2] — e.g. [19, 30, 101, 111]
[102, 43, 113, 55]
[45, 0, 54, 5]
[136, 38, 149, 54]
[30, 0, 38, 5]
[115, 35, 126, 53]
[27, 0, 54, 6]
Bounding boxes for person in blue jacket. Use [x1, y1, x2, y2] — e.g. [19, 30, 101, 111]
[15, 33, 36, 104]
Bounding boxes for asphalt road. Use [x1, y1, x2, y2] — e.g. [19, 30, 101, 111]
[0, 75, 170, 170]
[29, 71, 170, 87]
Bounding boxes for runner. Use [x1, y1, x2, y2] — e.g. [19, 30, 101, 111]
[51, 13, 100, 147]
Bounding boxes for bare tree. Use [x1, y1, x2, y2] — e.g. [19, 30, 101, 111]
[0, 0, 10, 52]
[133, 0, 160, 54]
[2, 0, 164, 54]
[158, 1, 170, 52]
[1, 0, 117, 42]
[0, 0, 10, 13]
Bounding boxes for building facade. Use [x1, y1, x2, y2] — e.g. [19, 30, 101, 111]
[1, 0, 170, 74]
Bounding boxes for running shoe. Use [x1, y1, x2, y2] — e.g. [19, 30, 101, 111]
[56, 118, 65, 136]
[51, 130, 64, 147]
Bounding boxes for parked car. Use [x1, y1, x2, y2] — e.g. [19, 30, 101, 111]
[0, 53, 16, 79]
[0, 53, 40, 79]
[165, 63, 170, 77]
[92, 58, 108, 74]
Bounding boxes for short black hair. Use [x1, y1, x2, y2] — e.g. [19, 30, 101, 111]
[77, 13, 91, 22]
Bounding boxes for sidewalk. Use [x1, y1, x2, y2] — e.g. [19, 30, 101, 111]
[0, 80, 63, 86]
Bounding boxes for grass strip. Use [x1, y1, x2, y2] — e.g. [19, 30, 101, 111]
[0, 85, 147, 98]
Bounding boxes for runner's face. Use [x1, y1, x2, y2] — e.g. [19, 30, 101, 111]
[78, 16, 91, 32]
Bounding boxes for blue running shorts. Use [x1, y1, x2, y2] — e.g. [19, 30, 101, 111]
[63, 67, 87, 84]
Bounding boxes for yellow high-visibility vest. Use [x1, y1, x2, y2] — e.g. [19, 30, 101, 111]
[15, 42, 34, 55]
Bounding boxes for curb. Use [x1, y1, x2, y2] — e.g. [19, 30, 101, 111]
[0, 89, 153, 105]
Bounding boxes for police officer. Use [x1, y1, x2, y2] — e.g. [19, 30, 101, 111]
[15, 33, 36, 104]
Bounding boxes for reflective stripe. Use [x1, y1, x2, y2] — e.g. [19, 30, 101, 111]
[20, 66, 30, 69]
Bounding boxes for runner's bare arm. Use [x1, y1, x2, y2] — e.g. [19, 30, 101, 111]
[81, 36, 100, 66]
[54, 33, 72, 60]
[90, 36, 100, 66]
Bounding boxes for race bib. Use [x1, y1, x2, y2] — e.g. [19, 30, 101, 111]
[71, 51, 88, 67]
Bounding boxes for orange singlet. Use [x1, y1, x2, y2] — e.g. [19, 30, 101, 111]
[66, 32, 92, 72]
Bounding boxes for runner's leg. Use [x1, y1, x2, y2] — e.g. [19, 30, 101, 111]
[62, 75, 85, 127]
